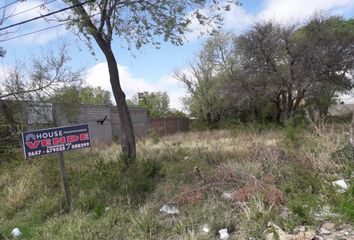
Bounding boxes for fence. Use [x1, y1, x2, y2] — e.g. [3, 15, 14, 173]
[328, 103, 354, 116]
[149, 117, 190, 136]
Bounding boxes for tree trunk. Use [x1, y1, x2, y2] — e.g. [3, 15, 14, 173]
[286, 89, 293, 118]
[69, 3, 136, 161]
[293, 90, 305, 112]
[275, 95, 282, 124]
[105, 49, 136, 159]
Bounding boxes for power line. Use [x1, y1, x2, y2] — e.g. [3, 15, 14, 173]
[4, 0, 57, 21]
[0, 23, 65, 42]
[0, 11, 100, 42]
[0, 0, 93, 32]
[0, 0, 22, 11]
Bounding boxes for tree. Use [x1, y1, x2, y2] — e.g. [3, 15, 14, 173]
[0, 44, 82, 101]
[62, 0, 238, 160]
[176, 33, 236, 125]
[81, 86, 112, 105]
[0, 45, 82, 154]
[294, 16, 354, 117]
[129, 91, 170, 118]
[52, 85, 112, 105]
[232, 16, 354, 122]
[179, 15, 354, 125]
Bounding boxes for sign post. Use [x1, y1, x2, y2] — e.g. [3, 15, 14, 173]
[58, 151, 72, 208]
[22, 124, 91, 209]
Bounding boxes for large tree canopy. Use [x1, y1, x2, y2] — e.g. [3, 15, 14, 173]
[179, 15, 354, 125]
[128, 91, 170, 118]
[52, 85, 112, 106]
[60, 0, 238, 160]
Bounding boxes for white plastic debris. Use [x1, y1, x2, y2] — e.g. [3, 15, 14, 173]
[159, 204, 179, 215]
[319, 228, 331, 235]
[221, 192, 232, 200]
[332, 179, 348, 193]
[201, 224, 210, 234]
[11, 228, 22, 238]
[219, 228, 229, 240]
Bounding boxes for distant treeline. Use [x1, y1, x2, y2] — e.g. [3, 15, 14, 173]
[177, 15, 354, 126]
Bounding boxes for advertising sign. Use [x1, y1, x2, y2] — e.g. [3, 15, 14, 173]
[22, 124, 90, 158]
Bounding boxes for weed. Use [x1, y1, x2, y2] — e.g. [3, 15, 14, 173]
[0, 124, 352, 239]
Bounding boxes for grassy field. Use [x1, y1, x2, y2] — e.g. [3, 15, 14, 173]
[0, 123, 353, 239]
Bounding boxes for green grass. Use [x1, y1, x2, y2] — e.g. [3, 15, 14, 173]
[0, 124, 353, 239]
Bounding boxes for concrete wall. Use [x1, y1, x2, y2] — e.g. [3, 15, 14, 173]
[53, 104, 148, 144]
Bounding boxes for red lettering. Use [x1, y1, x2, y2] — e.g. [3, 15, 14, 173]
[53, 137, 66, 145]
[26, 141, 40, 149]
[41, 139, 52, 147]
[80, 133, 89, 141]
[67, 135, 79, 143]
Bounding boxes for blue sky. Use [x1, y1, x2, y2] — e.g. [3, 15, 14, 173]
[1, 0, 354, 109]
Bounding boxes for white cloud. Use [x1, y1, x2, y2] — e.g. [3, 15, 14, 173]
[157, 72, 187, 110]
[219, 0, 354, 35]
[0, 63, 12, 84]
[223, 4, 254, 33]
[184, 4, 255, 41]
[86, 62, 154, 100]
[257, 0, 354, 23]
[183, 9, 215, 42]
[85, 62, 187, 110]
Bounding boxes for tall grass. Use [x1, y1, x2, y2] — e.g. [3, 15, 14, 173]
[0, 123, 352, 239]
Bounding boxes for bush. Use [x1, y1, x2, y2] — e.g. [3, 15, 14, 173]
[93, 156, 162, 205]
[284, 114, 309, 147]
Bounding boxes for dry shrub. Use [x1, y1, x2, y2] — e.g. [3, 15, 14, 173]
[299, 123, 348, 172]
[174, 187, 205, 205]
[231, 183, 258, 202]
[0, 172, 11, 189]
[261, 175, 276, 185]
[231, 175, 284, 205]
[263, 184, 284, 205]
[6, 177, 32, 209]
[215, 164, 239, 183]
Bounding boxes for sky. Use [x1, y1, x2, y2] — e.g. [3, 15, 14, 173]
[1, 0, 354, 110]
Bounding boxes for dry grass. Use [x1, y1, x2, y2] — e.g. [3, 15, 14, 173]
[3, 164, 41, 210]
[299, 124, 348, 172]
[0, 123, 351, 239]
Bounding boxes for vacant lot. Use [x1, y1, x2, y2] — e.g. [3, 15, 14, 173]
[0, 123, 353, 239]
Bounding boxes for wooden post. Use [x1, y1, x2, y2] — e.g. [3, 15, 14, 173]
[177, 118, 180, 133]
[352, 112, 354, 148]
[53, 104, 71, 209]
[58, 151, 72, 209]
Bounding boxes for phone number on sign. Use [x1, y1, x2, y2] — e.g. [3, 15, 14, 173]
[46, 146, 65, 153]
[27, 150, 41, 157]
[71, 142, 90, 149]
